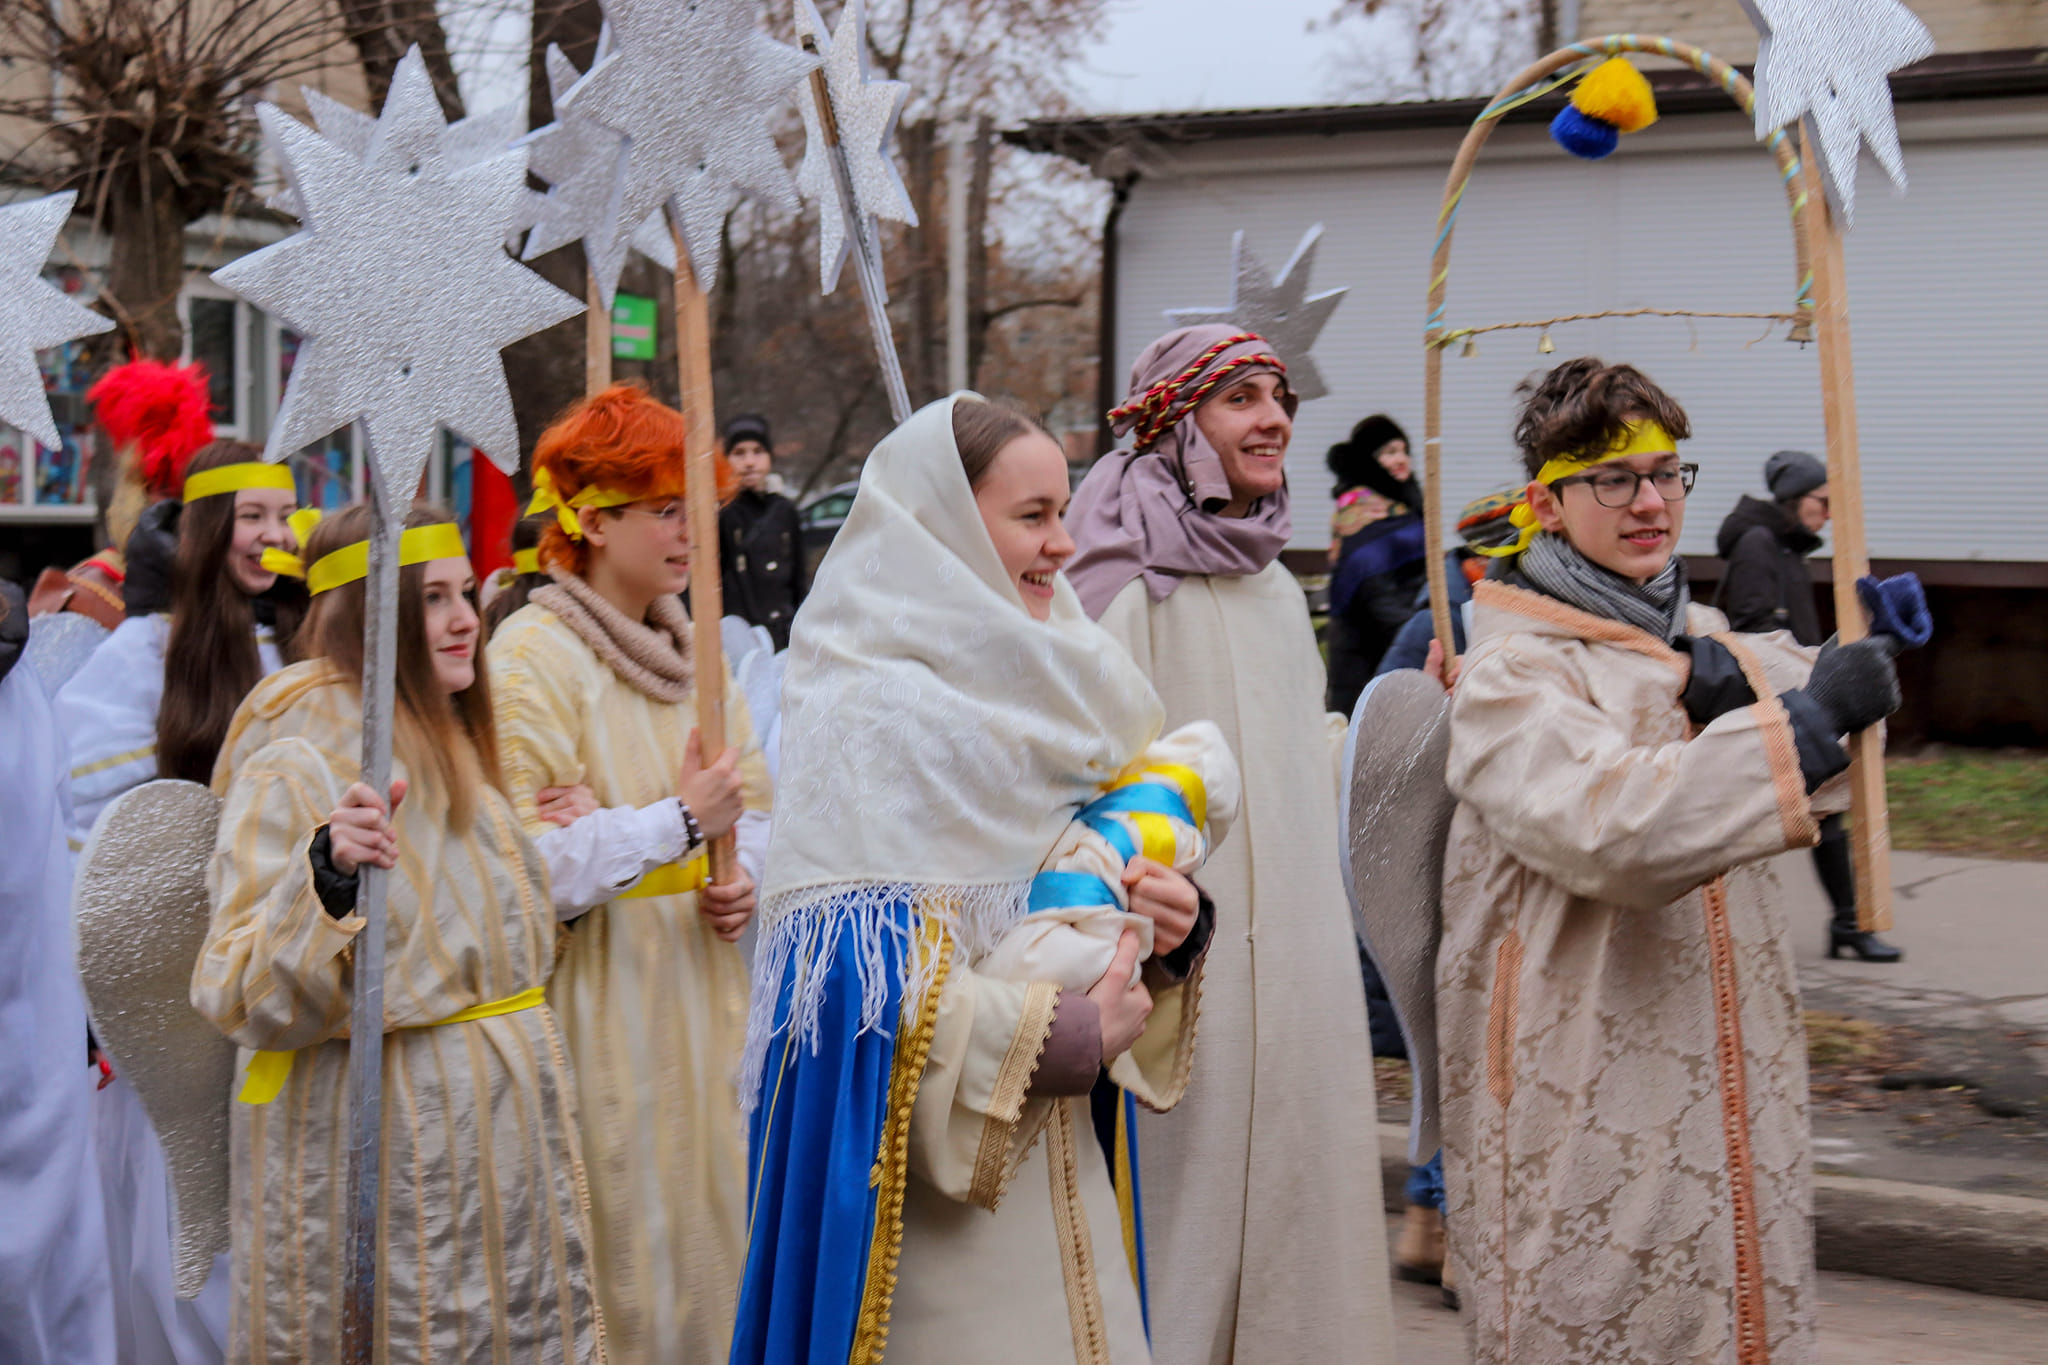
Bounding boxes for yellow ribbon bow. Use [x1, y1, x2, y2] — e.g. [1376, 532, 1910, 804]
[526, 467, 637, 540]
[259, 507, 325, 579]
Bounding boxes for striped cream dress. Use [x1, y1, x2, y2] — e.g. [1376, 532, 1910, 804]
[191, 661, 604, 1364]
[487, 603, 771, 1365]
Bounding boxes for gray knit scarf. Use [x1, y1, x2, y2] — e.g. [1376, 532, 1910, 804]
[531, 571, 695, 702]
[1517, 532, 1690, 642]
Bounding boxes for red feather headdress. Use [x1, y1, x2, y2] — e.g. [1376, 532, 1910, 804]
[87, 359, 215, 497]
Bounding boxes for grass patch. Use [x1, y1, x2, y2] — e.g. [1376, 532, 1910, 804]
[1887, 750, 2048, 861]
[1804, 1010, 1887, 1069]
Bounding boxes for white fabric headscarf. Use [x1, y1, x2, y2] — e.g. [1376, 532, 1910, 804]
[747, 394, 1164, 1084]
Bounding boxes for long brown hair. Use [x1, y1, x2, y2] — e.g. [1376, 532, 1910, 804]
[157, 441, 306, 783]
[296, 502, 501, 828]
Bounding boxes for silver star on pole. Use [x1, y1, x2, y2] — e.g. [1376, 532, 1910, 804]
[518, 38, 675, 301]
[794, 0, 916, 294]
[1165, 225, 1347, 402]
[268, 87, 525, 221]
[212, 47, 583, 495]
[562, 0, 818, 293]
[1740, 0, 1934, 225]
[0, 192, 113, 449]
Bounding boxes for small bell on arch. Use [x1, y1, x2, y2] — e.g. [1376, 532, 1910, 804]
[1537, 330, 1556, 354]
[1460, 334, 1478, 358]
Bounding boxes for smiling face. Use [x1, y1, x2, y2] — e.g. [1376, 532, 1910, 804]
[971, 429, 1076, 622]
[420, 556, 480, 694]
[226, 486, 300, 594]
[1529, 450, 1688, 581]
[729, 439, 771, 492]
[1376, 438, 1412, 482]
[1193, 370, 1293, 517]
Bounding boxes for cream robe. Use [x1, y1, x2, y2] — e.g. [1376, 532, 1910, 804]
[886, 947, 1202, 1364]
[191, 662, 601, 1364]
[487, 604, 771, 1365]
[1439, 581, 1843, 1365]
[1097, 564, 1393, 1365]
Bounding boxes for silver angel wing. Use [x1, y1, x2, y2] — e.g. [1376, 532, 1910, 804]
[25, 610, 108, 696]
[74, 778, 233, 1298]
[1339, 669, 1456, 1164]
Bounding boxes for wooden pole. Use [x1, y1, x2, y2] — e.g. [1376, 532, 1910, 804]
[671, 219, 734, 886]
[1797, 125, 1893, 933]
[586, 267, 612, 395]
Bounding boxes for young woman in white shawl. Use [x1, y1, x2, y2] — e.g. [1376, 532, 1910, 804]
[730, 395, 1215, 1365]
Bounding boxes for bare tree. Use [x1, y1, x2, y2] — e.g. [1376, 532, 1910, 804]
[0, 0, 367, 359]
[1318, 0, 1542, 103]
[337, 0, 465, 117]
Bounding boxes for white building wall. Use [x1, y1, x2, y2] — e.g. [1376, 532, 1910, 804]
[1112, 95, 2048, 563]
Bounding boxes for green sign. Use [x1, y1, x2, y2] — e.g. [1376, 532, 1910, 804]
[612, 293, 657, 360]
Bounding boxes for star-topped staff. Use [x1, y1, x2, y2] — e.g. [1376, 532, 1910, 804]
[1165, 225, 1348, 402]
[555, 0, 818, 887]
[1740, 0, 1930, 937]
[0, 191, 114, 450]
[209, 48, 582, 1362]
[794, 0, 916, 422]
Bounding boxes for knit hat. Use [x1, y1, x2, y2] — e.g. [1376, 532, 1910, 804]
[1456, 485, 1527, 554]
[724, 413, 773, 455]
[1326, 414, 1410, 493]
[1764, 449, 1826, 501]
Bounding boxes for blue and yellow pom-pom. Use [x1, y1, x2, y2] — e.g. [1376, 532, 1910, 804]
[1549, 58, 1658, 160]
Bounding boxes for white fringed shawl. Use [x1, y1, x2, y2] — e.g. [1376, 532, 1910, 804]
[744, 394, 1164, 1100]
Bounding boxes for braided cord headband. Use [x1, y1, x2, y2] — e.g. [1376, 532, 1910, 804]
[1107, 333, 1288, 452]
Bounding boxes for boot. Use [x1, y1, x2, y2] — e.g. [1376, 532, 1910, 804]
[1829, 905, 1903, 962]
[1440, 1252, 1459, 1312]
[1394, 1204, 1445, 1284]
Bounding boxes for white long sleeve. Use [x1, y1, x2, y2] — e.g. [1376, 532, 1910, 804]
[535, 798, 690, 918]
[735, 808, 771, 888]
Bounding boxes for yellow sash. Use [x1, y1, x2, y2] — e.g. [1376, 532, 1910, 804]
[618, 854, 708, 899]
[237, 984, 548, 1105]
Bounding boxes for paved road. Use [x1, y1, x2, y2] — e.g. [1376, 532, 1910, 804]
[1387, 1248, 2048, 1363]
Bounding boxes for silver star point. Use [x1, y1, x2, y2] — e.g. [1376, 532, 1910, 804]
[268, 86, 525, 221]
[563, 0, 818, 294]
[212, 47, 583, 494]
[794, 0, 916, 294]
[1165, 225, 1348, 402]
[0, 191, 114, 450]
[1740, 0, 1935, 225]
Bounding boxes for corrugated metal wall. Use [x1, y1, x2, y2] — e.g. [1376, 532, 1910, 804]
[1113, 97, 2048, 563]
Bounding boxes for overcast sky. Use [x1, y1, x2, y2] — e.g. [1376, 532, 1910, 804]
[1071, 0, 1364, 114]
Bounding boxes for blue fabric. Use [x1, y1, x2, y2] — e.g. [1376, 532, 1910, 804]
[1080, 782, 1193, 824]
[1330, 513, 1428, 616]
[1405, 1151, 1445, 1211]
[1082, 811, 1139, 865]
[730, 901, 916, 1365]
[1029, 871, 1120, 912]
[1088, 1080, 1151, 1337]
[1550, 105, 1619, 158]
[1856, 572, 1933, 649]
[1375, 553, 1473, 677]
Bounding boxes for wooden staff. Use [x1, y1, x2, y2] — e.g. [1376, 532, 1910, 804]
[671, 220, 735, 885]
[586, 267, 613, 394]
[1797, 125, 1894, 934]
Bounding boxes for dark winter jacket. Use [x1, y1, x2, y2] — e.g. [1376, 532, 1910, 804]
[1324, 466, 1429, 714]
[1715, 494, 1824, 645]
[1374, 552, 1474, 678]
[718, 488, 807, 650]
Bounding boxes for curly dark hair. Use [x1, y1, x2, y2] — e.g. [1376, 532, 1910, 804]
[1511, 358, 1690, 477]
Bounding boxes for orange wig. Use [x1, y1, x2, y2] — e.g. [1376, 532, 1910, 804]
[530, 383, 735, 575]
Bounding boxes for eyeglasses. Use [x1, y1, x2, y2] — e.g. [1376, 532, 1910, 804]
[1552, 462, 1698, 508]
[611, 501, 687, 526]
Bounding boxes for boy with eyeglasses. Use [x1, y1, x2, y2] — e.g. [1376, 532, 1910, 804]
[1435, 358, 1900, 1364]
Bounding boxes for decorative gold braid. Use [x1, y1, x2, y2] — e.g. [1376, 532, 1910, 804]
[848, 917, 955, 1365]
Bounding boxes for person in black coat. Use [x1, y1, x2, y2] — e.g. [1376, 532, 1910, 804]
[1324, 414, 1429, 714]
[1716, 449, 1901, 963]
[717, 414, 807, 650]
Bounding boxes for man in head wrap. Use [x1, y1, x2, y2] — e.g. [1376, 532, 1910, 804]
[1065, 324, 1396, 1365]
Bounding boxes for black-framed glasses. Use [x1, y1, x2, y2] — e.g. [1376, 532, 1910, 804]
[1553, 462, 1698, 508]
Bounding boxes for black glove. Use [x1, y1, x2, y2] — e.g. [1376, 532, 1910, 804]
[1797, 636, 1902, 736]
[122, 499, 181, 618]
[1673, 635, 1756, 726]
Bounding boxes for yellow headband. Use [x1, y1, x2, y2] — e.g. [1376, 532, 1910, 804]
[183, 461, 296, 503]
[307, 522, 468, 596]
[1477, 421, 1680, 559]
[525, 466, 639, 539]
[512, 547, 541, 575]
[258, 508, 327, 579]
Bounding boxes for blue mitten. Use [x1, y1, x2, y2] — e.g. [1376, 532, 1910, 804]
[1856, 573, 1933, 652]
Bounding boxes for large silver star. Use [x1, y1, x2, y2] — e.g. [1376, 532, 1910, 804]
[268, 87, 525, 221]
[0, 192, 113, 449]
[211, 47, 583, 496]
[562, 0, 817, 292]
[1165, 225, 1348, 402]
[794, 0, 916, 294]
[518, 38, 674, 304]
[1740, 0, 1934, 225]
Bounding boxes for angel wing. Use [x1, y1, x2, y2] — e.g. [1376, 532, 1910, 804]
[1339, 669, 1456, 1164]
[74, 778, 233, 1298]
